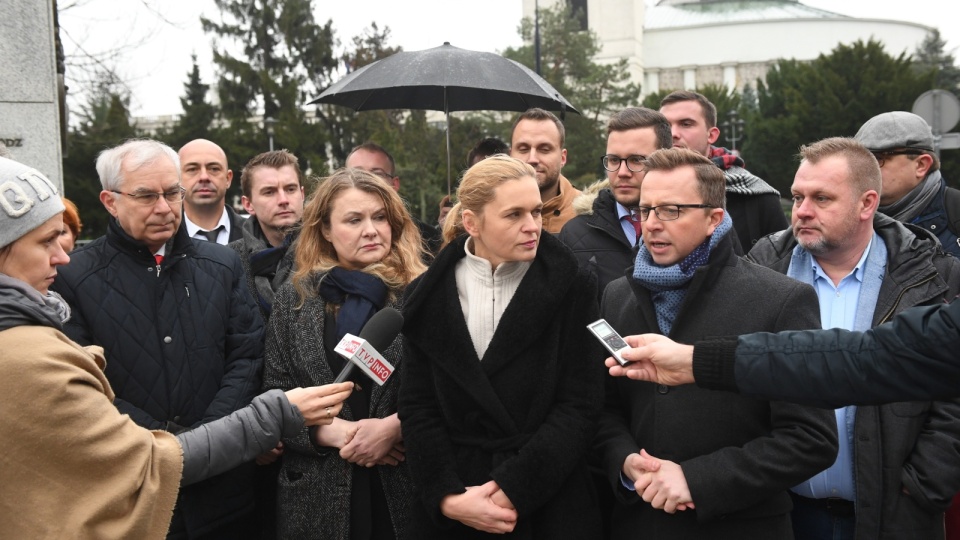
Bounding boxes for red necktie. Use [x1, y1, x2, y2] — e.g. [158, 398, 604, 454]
[154, 254, 164, 266]
[625, 214, 642, 244]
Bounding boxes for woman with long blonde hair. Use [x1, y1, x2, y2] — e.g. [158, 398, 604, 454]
[264, 168, 426, 539]
[399, 155, 604, 538]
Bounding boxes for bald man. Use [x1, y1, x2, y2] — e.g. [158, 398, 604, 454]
[179, 139, 246, 244]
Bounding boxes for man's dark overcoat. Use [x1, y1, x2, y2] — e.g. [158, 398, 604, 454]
[596, 231, 839, 540]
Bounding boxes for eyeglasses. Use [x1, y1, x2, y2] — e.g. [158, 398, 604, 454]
[110, 186, 185, 206]
[602, 154, 647, 172]
[637, 204, 714, 222]
[871, 149, 924, 168]
[367, 169, 395, 181]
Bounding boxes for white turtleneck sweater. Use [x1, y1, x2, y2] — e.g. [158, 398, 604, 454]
[454, 238, 532, 360]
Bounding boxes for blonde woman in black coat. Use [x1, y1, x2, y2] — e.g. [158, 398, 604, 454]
[398, 156, 604, 539]
[263, 169, 426, 539]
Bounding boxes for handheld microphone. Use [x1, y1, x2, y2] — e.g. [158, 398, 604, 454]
[332, 307, 404, 385]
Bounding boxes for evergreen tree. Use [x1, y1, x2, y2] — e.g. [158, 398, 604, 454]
[744, 39, 934, 192]
[201, 0, 337, 188]
[62, 72, 138, 239]
[318, 22, 404, 168]
[503, 3, 641, 185]
[167, 55, 216, 147]
[913, 29, 960, 94]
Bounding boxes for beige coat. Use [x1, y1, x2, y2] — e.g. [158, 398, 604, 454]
[0, 325, 182, 539]
[541, 175, 581, 234]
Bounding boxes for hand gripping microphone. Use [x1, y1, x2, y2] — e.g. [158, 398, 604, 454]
[332, 307, 404, 386]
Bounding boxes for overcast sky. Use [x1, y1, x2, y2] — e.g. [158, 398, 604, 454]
[58, 0, 959, 118]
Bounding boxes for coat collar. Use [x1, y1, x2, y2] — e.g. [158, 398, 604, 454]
[106, 218, 196, 263]
[748, 214, 951, 325]
[627, 230, 738, 337]
[750, 214, 944, 286]
[403, 233, 579, 431]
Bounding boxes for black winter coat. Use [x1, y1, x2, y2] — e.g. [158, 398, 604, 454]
[747, 214, 960, 540]
[597, 232, 838, 540]
[725, 191, 787, 250]
[398, 233, 604, 539]
[53, 219, 264, 538]
[696, 298, 960, 404]
[557, 188, 637, 302]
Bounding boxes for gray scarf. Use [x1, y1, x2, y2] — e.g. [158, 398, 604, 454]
[0, 274, 71, 332]
[879, 170, 942, 224]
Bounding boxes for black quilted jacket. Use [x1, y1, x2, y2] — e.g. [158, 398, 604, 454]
[52, 218, 264, 538]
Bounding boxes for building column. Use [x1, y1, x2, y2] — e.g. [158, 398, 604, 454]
[0, 0, 64, 189]
[683, 67, 697, 90]
[722, 63, 738, 92]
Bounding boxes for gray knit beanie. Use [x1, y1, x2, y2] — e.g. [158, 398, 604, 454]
[0, 157, 65, 250]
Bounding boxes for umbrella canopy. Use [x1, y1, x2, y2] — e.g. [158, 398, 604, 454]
[310, 42, 579, 115]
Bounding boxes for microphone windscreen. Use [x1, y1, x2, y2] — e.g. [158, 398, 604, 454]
[358, 307, 404, 352]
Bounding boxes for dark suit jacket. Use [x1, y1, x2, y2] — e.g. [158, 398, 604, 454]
[225, 205, 246, 243]
[399, 233, 604, 539]
[596, 232, 838, 540]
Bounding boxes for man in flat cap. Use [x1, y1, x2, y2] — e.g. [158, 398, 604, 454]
[855, 111, 960, 256]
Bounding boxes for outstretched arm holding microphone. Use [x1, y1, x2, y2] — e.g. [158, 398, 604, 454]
[605, 299, 960, 407]
[178, 383, 354, 485]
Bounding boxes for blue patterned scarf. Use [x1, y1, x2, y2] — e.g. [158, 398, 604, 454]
[632, 213, 733, 334]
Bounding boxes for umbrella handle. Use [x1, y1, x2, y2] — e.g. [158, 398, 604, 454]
[445, 94, 452, 196]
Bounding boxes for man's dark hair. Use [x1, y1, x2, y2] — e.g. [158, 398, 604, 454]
[607, 107, 673, 150]
[467, 137, 510, 166]
[511, 108, 565, 147]
[660, 91, 718, 129]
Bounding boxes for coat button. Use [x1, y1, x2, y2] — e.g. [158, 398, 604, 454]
[931, 224, 937, 230]
[163, 336, 172, 343]
[146, 266, 153, 271]
[173, 415, 181, 422]
[657, 384, 669, 394]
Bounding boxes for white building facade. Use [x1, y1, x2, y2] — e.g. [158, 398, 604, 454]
[522, 0, 932, 96]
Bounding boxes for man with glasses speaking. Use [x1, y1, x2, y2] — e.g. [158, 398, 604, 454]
[594, 147, 837, 539]
[52, 139, 265, 539]
[855, 111, 960, 257]
[559, 107, 671, 300]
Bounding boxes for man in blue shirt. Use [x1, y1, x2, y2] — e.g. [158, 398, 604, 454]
[748, 137, 960, 540]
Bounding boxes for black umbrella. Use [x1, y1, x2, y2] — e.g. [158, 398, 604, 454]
[311, 42, 579, 192]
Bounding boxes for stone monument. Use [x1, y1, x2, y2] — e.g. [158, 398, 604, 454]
[0, 0, 64, 190]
